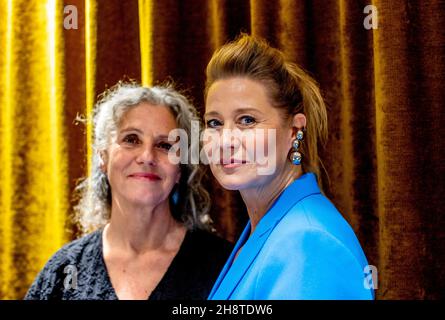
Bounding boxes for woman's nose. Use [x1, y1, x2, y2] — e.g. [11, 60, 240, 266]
[136, 144, 157, 166]
[220, 128, 241, 151]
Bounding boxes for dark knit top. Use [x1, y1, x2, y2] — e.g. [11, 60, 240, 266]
[24, 228, 232, 300]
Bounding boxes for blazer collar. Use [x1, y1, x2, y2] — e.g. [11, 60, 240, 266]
[208, 172, 321, 299]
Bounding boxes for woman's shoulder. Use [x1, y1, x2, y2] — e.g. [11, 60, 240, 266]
[257, 222, 374, 299]
[266, 194, 370, 270]
[45, 229, 102, 268]
[24, 229, 102, 299]
[279, 194, 360, 245]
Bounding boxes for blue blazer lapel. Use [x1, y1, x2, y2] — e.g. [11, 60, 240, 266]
[208, 222, 251, 299]
[210, 221, 271, 299]
[209, 173, 321, 300]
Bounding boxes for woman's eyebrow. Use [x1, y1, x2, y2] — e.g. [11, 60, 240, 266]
[204, 108, 261, 118]
[232, 107, 261, 115]
[119, 127, 143, 134]
[157, 134, 173, 140]
[120, 128, 173, 141]
[204, 111, 220, 118]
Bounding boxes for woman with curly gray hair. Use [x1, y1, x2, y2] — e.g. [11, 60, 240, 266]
[25, 81, 232, 300]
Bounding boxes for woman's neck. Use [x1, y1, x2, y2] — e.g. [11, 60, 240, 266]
[240, 165, 303, 233]
[104, 199, 186, 256]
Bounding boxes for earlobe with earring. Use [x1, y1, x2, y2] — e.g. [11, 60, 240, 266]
[289, 129, 304, 165]
[171, 183, 180, 205]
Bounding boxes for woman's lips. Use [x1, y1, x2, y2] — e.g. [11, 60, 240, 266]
[222, 163, 244, 169]
[220, 159, 247, 169]
[129, 172, 161, 181]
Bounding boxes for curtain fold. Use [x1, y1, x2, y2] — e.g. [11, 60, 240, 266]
[0, 0, 443, 299]
[0, 0, 68, 299]
[371, 0, 445, 299]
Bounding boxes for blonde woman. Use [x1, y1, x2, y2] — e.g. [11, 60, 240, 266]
[204, 35, 374, 300]
[25, 82, 232, 300]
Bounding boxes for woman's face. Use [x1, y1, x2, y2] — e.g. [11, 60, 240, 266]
[204, 77, 295, 191]
[103, 102, 180, 208]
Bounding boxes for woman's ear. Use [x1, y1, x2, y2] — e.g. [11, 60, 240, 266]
[289, 113, 307, 143]
[292, 113, 307, 131]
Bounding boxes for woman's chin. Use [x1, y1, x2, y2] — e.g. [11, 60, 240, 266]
[216, 177, 253, 191]
[219, 183, 241, 191]
[123, 193, 164, 207]
[211, 165, 258, 191]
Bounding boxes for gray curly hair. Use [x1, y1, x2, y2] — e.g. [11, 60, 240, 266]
[74, 81, 212, 234]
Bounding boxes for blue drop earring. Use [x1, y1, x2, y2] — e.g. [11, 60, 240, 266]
[171, 183, 179, 205]
[290, 129, 304, 165]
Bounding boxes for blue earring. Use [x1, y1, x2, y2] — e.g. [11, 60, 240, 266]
[171, 183, 179, 205]
[290, 130, 304, 165]
[172, 190, 179, 205]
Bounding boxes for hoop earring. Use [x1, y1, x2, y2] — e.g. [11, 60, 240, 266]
[289, 129, 304, 165]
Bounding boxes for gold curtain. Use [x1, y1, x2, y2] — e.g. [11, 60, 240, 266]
[0, 0, 68, 299]
[0, 0, 444, 299]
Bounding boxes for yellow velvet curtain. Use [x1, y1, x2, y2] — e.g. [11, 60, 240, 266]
[0, 0, 68, 299]
[0, 0, 444, 300]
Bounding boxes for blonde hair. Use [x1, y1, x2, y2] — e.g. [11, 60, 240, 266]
[75, 81, 211, 234]
[205, 34, 328, 186]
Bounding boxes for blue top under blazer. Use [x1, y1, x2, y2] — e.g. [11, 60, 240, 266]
[208, 172, 375, 300]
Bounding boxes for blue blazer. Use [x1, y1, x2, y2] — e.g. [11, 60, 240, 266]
[208, 173, 375, 300]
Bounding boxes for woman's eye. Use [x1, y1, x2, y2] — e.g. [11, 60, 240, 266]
[206, 119, 222, 128]
[239, 115, 256, 126]
[158, 142, 173, 151]
[122, 134, 141, 145]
